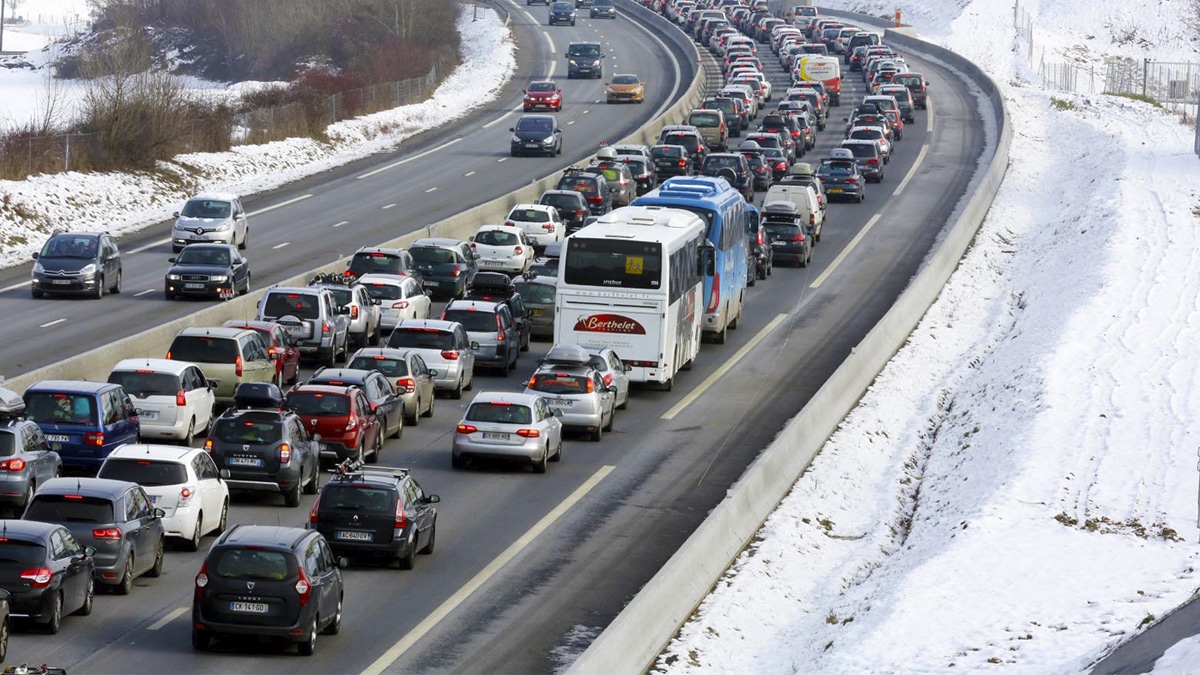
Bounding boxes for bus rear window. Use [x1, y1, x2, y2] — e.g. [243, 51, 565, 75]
[563, 239, 663, 290]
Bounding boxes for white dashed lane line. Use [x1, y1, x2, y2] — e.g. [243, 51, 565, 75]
[382, 204, 396, 210]
[425, 187, 439, 193]
[465, 171, 476, 177]
[134, 289, 154, 297]
[333, 221, 349, 228]
[272, 242, 290, 250]
[39, 318, 65, 328]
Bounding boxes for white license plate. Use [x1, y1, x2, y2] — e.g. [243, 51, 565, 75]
[481, 260, 502, 266]
[481, 432, 511, 440]
[46, 434, 70, 443]
[771, 241, 787, 247]
[184, 283, 205, 289]
[51, 280, 72, 285]
[550, 399, 574, 407]
[337, 531, 373, 541]
[230, 601, 269, 614]
[228, 457, 263, 467]
[526, 143, 540, 148]
[138, 410, 158, 420]
[425, 280, 439, 286]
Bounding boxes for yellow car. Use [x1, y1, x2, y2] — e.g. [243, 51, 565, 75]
[606, 74, 645, 104]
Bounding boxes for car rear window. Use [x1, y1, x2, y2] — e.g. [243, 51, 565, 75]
[25, 495, 115, 524]
[0, 431, 16, 457]
[362, 283, 403, 301]
[0, 540, 46, 567]
[843, 143, 878, 158]
[349, 252, 404, 276]
[465, 402, 533, 424]
[387, 328, 455, 350]
[540, 193, 580, 210]
[210, 547, 297, 581]
[651, 146, 684, 158]
[107, 371, 181, 398]
[24, 392, 99, 426]
[508, 209, 549, 223]
[285, 392, 350, 416]
[530, 373, 591, 395]
[262, 292, 321, 320]
[515, 282, 556, 305]
[850, 130, 882, 141]
[410, 247, 458, 265]
[347, 356, 410, 378]
[98, 459, 189, 486]
[442, 309, 499, 332]
[319, 485, 396, 513]
[476, 230, 520, 247]
[213, 418, 282, 445]
[765, 223, 801, 239]
[167, 335, 239, 364]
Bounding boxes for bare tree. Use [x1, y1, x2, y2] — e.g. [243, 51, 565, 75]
[5, 0, 19, 20]
[31, 64, 68, 135]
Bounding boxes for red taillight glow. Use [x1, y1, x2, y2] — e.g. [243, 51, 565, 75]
[396, 377, 415, 394]
[441, 349, 460, 360]
[514, 246, 524, 255]
[496, 315, 505, 341]
[85, 432, 104, 447]
[351, 305, 360, 320]
[295, 569, 312, 606]
[195, 563, 209, 598]
[280, 443, 291, 464]
[179, 486, 193, 504]
[394, 500, 407, 530]
[516, 428, 541, 438]
[176, 389, 188, 406]
[586, 194, 603, 204]
[392, 301, 409, 309]
[322, 321, 331, 335]
[678, 159, 687, 167]
[456, 424, 477, 434]
[0, 458, 25, 471]
[234, 355, 243, 377]
[21, 568, 53, 588]
[603, 374, 613, 387]
[92, 528, 121, 540]
[309, 495, 321, 524]
[792, 233, 806, 243]
[204, 439, 213, 451]
[868, 158, 880, 165]
[706, 271, 721, 313]
[450, 269, 462, 277]
[810, 213, 816, 225]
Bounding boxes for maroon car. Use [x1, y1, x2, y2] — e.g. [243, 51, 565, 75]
[221, 320, 301, 386]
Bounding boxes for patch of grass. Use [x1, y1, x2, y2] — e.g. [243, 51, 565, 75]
[826, 611, 839, 624]
[1107, 92, 1164, 108]
[1050, 97, 1076, 111]
[1139, 613, 1156, 628]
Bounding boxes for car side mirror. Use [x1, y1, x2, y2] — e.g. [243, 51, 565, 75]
[426, 495, 441, 504]
[312, 433, 322, 442]
[624, 364, 633, 372]
[83, 546, 97, 557]
[607, 385, 618, 394]
[429, 369, 439, 377]
[31, 252, 39, 260]
[508, 127, 515, 133]
[552, 408, 564, 417]
[472, 253, 481, 260]
[372, 298, 382, 305]
[337, 556, 350, 569]
[269, 351, 280, 360]
[337, 306, 350, 315]
[173, 211, 180, 218]
[168, 257, 177, 263]
[219, 469, 231, 480]
[153, 507, 166, 518]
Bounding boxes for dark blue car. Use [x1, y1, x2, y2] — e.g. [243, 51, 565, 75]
[23, 381, 140, 476]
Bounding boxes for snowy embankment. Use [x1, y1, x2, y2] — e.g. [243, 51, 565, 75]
[654, 0, 1200, 673]
[0, 5, 515, 268]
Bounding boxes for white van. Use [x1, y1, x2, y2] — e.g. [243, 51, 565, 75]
[106, 358, 216, 445]
[762, 183, 824, 242]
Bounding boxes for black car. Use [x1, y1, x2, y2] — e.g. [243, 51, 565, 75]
[744, 132, 792, 164]
[590, 0, 616, 18]
[538, 190, 590, 234]
[761, 147, 790, 181]
[700, 153, 754, 200]
[345, 247, 419, 283]
[555, 169, 612, 215]
[0, 520, 93, 635]
[192, 525, 343, 655]
[763, 210, 813, 267]
[738, 149, 772, 191]
[840, 140, 886, 182]
[206, 385, 320, 508]
[817, 154, 867, 202]
[463, 273, 532, 352]
[303, 368, 405, 439]
[30, 231, 123, 299]
[407, 238, 478, 300]
[565, 41, 604, 79]
[164, 243, 250, 300]
[548, 1, 576, 25]
[659, 128, 708, 166]
[746, 208, 773, 281]
[510, 114, 563, 157]
[308, 460, 438, 570]
[650, 144, 693, 178]
[618, 156, 657, 195]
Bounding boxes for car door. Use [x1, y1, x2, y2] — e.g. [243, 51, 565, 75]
[231, 250, 248, 286]
[58, 529, 90, 610]
[21, 424, 51, 485]
[113, 389, 140, 448]
[498, 307, 517, 364]
[315, 538, 341, 620]
[240, 334, 275, 384]
[233, 199, 248, 241]
[49, 529, 80, 609]
[594, 372, 613, 422]
[101, 236, 120, 281]
[410, 356, 435, 411]
[607, 350, 630, 407]
[371, 374, 402, 434]
[120, 489, 147, 573]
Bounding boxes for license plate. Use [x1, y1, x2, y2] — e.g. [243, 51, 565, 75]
[138, 410, 158, 420]
[771, 241, 787, 247]
[481, 260, 502, 266]
[827, 188, 843, 193]
[526, 143, 540, 148]
[550, 398, 574, 407]
[425, 280, 439, 286]
[51, 280, 72, 285]
[228, 457, 263, 467]
[184, 283, 205, 289]
[230, 601, 269, 614]
[337, 531, 373, 542]
[46, 434, 69, 443]
[482, 432, 511, 440]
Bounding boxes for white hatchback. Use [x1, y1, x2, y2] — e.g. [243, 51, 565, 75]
[357, 274, 433, 330]
[97, 444, 230, 550]
[504, 204, 564, 250]
[470, 224, 536, 274]
[107, 358, 216, 445]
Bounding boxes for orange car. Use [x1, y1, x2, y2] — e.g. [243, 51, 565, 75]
[606, 74, 645, 104]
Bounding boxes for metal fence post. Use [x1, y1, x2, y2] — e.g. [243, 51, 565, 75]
[1195, 92, 1200, 158]
[64, 133, 70, 172]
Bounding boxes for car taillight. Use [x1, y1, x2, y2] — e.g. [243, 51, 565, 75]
[696, 144, 703, 153]
[791, 130, 800, 138]
[810, 213, 816, 225]
[575, 208, 586, 217]
[204, 439, 213, 451]
[322, 321, 331, 335]
[516, 428, 541, 438]
[542, 223, 555, 231]
[456, 424, 478, 434]
[194, 562, 208, 598]
[279, 443, 291, 464]
[706, 271, 720, 313]
[396, 377, 416, 394]
[92, 528, 122, 540]
[392, 301, 409, 309]
[394, 498, 407, 530]
[85, 432, 104, 446]
[496, 315, 505, 341]
[504, 220, 515, 227]
[175, 388, 188, 407]
[21, 567, 53, 589]
[514, 246, 524, 255]
[295, 569, 312, 606]
[586, 195, 603, 204]
[792, 233, 806, 243]
[350, 305, 359, 320]
[775, 161, 788, 170]
[846, 177, 859, 184]
[345, 416, 357, 431]
[586, 378, 596, 393]
[179, 486, 194, 505]
[603, 374, 613, 387]
[755, 166, 765, 173]
[868, 158, 880, 165]
[309, 495, 321, 524]
[234, 355, 243, 377]
[449, 268, 462, 277]
[678, 159, 687, 167]
[0, 458, 25, 471]
[441, 349, 460, 361]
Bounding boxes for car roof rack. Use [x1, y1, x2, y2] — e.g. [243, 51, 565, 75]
[0, 387, 25, 422]
[328, 458, 410, 482]
[309, 272, 354, 286]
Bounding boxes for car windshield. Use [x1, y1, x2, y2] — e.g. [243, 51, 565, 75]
[529, 82, 557, 94]
[98, 459, 189, 487]
[569, 45, 600, 57]
[387, 328, 454, 350]
[465, 402, 533, 424]
[167, 335, 239, 363]
[514, 282, 556, 304]
[551, 2, 572, 9]
[410, 247, 458, 265]
[475, 230, 520, 247]
[442, 309, 499, 332]
[349, 252, 404, 276]
[180, 199, 232, 219]
[211, 548, 296, 581]
[106, 371, 181, 398]
[319, 485, 394, 513]
[612, 75, 639, 85]
[175, 247, 230, 266]
[508, 209, 549, 223]
[25, 495, 114, 524]
[213, 418, 282, 445]
[41, 236, 98, 259]
[285, 392, 350, 416]
[0, 540, 46, 567]
[24, 392, 98, 426]
[348, 356, 409, 378]
[530, 373, 591, 395]
[262, 292, 321, 320]
[361, 283, 402, 301]
[516, 117, 553, 133]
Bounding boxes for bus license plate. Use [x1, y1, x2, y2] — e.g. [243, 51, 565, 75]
[230, 602, 268, 614]
[46, 435, 70, 443]
[337, 531, 373, 542]
[482, 432, 510, 440]
[228, 457, 262, 467]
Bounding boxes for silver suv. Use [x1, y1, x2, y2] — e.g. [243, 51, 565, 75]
[171, 192, 249, 253]
[522, 344, 617, 441]
[308, 273, 382, 350]
[386, 319, 476, 399]
[256, 287, 352, 367]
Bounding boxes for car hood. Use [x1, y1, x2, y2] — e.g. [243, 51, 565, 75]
[174, 215, 233, 230]
[36, 256, 97, 273]
[514, 129, 554, 141]
[168, 263, 233, 276]
[608, 84, 642, 93]
[526, 91, 559, 98]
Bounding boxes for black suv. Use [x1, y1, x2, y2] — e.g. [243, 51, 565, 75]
[192, 525, 343, 655]
[308, 460, 439, 569]
[206, 384, 321, 507]
[555, 168, 612, 215]
[30, 231, 123, 299]
[464, 273, 532, 353]
[538, 189, 590, 234]
[700, 153, 754, 200]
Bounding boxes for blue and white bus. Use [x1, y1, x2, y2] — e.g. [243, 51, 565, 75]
[633, 176, 748, 343]
[555, 206, 706, 390]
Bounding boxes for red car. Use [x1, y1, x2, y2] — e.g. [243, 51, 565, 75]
[284, 384, 382, 465]
[523, 81, 562, 112]
[221, 319, 301, 385]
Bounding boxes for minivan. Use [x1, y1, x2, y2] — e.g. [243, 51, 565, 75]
[23, 381, 140, 475]
[686, 109, 729, 151]
[440, 301, 521, 375]
[166, 327, 277, 403]
[387, 319, 477, 398]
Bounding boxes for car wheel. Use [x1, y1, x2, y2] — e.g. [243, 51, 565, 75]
[111, 270, 122, 294]
[164, 290, 174, 301]
[551, 438, 563, 461]
[146, 537, 164, 578]
[464, 373, 474, 391]
[298, 615, 318, 656]
[94, 275, 105, 299]
[31, 289, 43, 299]
[185, 516, 203, 552]
[407, 399, 420, 426]
[368, 431, 381, 464]
[21, 482, 34, 512]
[238, 228, 248, 251]
[422, 394, 435, 418]
[369, 322, 381, 346]
[43, 591, 62, 634]
[420, 520, 437, 554]
[116, 554, 134, 595]
[532, 444, 549, 473]
[323, 347, 336, 368]
[603, 404, 615, 431]
[192, 628, 212, 651]
[75, 577, 94, 616]
[215, 500, 228, 535]
[284, 481, 301, 507]
[390, 411, 404, 439]
[179, 417, 196, 447]
[451, 378, 464, 400]
[398, 532, 417, 570]
[589, 424, 602, 442]
[241, 272, 251, 295]
[323, 596, 343, 635]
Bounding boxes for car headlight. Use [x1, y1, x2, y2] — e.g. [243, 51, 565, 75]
[543, 137, 556, 144]
[166, 273, 181, 281]
[209, 275, 228, 283]
[214, 222, 232, 231]
[80, 263, 97, 276]
[32, 262, 43, 274]
[512, 134, 522, 143]
[569, 59, 578, 65]
[592, 60, 600, 66]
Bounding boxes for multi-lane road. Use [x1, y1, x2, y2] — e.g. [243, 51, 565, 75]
[2, 2, 988, 672]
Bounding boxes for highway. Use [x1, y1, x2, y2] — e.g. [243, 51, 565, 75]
[1, 3, 988, 673]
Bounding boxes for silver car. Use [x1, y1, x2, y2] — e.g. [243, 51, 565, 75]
[577, 345, 631, 410]
[309, 274, 383, 350]
[171, 192, 249, 253]
[386, 319, 476, 399]
[0, 395, 62, 514]
[345, 348, 437, 425]
[523, 350, 617, 442]
[451, 392, 563, 473]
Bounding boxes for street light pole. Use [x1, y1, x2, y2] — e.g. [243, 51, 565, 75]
[0, 0, 7, 54]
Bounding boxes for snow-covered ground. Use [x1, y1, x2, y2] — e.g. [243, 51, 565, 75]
[0, 3, 515, 264]
[653, 0, 1200, 673]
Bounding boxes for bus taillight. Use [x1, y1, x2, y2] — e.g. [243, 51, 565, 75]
[706, 271, 720, 313]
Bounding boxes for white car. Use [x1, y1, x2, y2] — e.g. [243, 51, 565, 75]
[106, 358, 215, 445]
[170, 192, 249, 253]
[470, 224, 536, 274]
[357, 273, 433, 330]
[504, 204, 564, 250]
[96, 444, 229, 550]
[846, 125, 892, 163]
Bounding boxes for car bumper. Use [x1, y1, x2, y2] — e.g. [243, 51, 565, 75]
[422, 277, 467, 298]
[134, 417, 192, 440]
[165, 280, 234, 298]
[0, 473, 34, 505]
[512, 142, 556, 155]
[295, 337, 336, 356]
[477, 259, 526, 274]
[9, 588, 58, 621]
[453, 436, 544, 461]
[526, 232, 559, 248]
[195, 606, 316, 642]
[430, 365, 464, 391]
[172, 232, 234, 247]
[317, 439, 358, 462]
[524, 100, 561, 110]
[60, 454, 106, 474]
[158, 503, 201, 539]
[93, 548, 130, 585]
[569, 66, 600, 77]
[31, 275, 101, 294]
[553, 410, 603, 430]
[607, 93, 640, 103]
[223, 467, 302, 494]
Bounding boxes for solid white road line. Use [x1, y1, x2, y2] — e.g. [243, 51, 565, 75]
[661, 314, 789, 421]
[128, 238, 172, 255]
[0, 280, 30, 292]
[927, 98, 935, 132]
[333, 220, 349, 228]
[357, 138, 463, 179]
[134, 289, 154, 297]
[482, 110, 521, 129]
[39, 318, 65, 328]
[359, 465, 616, 675]
[247, 193, 313, 217]
[498, 157, 508, 163]
[272, 242, 290, 250]
[148, 606, 189, 631]
[809, 214, 883, 289]
[891, 144, 930, 197]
